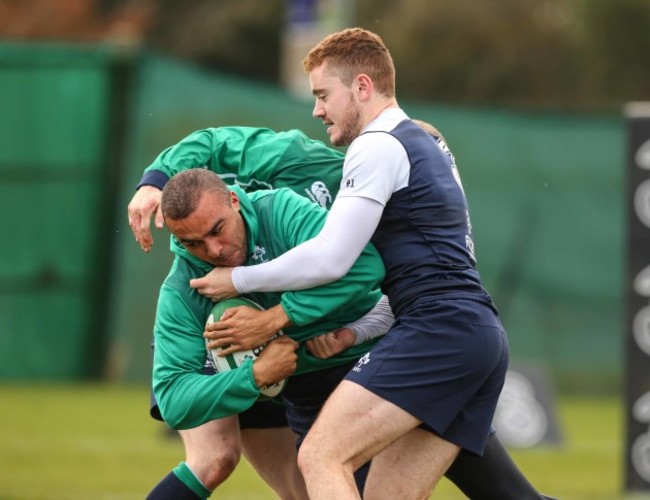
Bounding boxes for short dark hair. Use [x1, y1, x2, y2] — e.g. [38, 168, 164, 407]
[161, 169, 231, 220]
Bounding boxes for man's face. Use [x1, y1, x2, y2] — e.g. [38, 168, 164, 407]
[166, 190, 248, 267]
[309, 63, 362, 146]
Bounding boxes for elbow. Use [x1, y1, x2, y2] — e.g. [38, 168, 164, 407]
[157, 398, 182, 430]
[155, 388, 191, 430]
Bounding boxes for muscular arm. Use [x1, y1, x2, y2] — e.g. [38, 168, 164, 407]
[128, 131, 220, 251]
[129, 126, 344, 251]
[152, 284, 259, 429]
[233, 196, 384, 292]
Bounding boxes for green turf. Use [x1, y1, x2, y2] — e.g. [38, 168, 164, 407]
[0, 383, 640, 499]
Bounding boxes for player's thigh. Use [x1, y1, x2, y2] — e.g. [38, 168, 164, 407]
[241, 426, 299, 472]
[301, 380, 422, 468]
[365, 427, 460, 499]
[178, 416, 242, 463]
[241, 427, 308, 499]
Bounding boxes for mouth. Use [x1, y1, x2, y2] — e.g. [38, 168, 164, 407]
[215, 249, 246, 268]
[209, 253, 234, 268]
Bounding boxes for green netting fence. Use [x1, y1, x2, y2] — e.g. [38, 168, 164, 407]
[0, 43, 624, 393]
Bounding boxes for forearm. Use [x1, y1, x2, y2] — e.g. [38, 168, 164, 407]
[154, 360, 259, 429]
[137, 129, 222, 189]
[263, 304, 292, 335]
[153, 284, 261, 429]
[233, 196, 384, 293]
[303, 294, 392, 360]
[204, 303, 292, 355]
[345, 295, 394, 345]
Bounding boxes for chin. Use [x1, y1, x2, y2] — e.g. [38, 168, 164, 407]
[330, 133, 344, 146]
[333, 136, 352, 147]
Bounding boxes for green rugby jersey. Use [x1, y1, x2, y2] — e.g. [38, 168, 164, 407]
[153, 186, 385, 430]
[138, 126, 345, 208]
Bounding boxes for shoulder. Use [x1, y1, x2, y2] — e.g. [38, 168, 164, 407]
[346, 132, 408, 176]
[248, 186, 315, 206]
[158, 257, 211, 323]
[249, 188, 327, 224]
[162, 256, 204, 296]
[352, 131, 405, 156]
[274, 129, 345, 167]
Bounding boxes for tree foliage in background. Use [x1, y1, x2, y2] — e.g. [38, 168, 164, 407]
[356, 0, 650, 110]
[6, 0, 643, 110]
[147, 0, 283, 81]
[145, 0, 650, 110]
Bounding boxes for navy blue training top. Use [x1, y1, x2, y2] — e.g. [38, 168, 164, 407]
[369, 119, 496, 316]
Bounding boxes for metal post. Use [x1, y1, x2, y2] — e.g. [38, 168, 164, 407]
[624, 101, 650, 492]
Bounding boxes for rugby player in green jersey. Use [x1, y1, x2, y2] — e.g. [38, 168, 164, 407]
[150, 168, 386, 498]
[130, 127, 359, 499]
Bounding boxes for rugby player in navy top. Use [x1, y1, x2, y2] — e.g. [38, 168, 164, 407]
[189, 29, 557, 499]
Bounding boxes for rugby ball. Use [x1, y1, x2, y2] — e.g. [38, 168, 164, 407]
[205, 297, 286, 400]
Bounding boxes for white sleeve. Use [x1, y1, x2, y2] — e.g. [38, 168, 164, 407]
[232, 133, 409, 294]
[232, 196, 384, 292]
[337, 132, 409, 202]
[345, 295, 394, 345]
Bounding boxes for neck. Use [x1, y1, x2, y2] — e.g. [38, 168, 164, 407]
[362, 99, 399, 130]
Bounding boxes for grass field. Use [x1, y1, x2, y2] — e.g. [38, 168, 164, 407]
[0, 383, 643, 499]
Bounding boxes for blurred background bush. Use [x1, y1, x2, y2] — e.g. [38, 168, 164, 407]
[1, 0, 649, 109]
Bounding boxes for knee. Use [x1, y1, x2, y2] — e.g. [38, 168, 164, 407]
[189, 446, 241, 490]
[207, 447, 241, 489]
[297, 437, 322, 479]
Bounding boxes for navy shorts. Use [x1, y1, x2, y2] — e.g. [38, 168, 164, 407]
[345, 297, 509, 455]
[149, 365, 288, 430]
[280, 360, 357, 446]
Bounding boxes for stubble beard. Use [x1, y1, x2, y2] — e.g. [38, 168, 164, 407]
[332, 99, 362, 147]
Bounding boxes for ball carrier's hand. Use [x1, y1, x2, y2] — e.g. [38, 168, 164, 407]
[127, 185, 164, 252]
[204, 304, 292, 356]
[252, 336, 299, 388]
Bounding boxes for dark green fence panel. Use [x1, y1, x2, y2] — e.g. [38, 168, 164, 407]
[0, 43, 133, 379]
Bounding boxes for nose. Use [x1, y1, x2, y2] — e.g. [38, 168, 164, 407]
[312, 100, 324, 119]
[205, 238, 222, 260]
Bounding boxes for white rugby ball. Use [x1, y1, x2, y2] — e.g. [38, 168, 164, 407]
[205, 297, 286, 400]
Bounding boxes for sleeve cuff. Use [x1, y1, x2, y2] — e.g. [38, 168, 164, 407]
[136, 170, 170, 191]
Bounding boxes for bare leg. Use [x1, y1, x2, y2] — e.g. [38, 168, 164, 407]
[365, 427, 459, 500]
[241, 427, 308, 500]
[178, 416, 242, 490]
[298, 380, 459, 500]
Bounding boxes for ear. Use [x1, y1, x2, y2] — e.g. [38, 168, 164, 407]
[230, 190, 241, 210]
[356, 74, 373, 101]
[230, 191, 241, 212]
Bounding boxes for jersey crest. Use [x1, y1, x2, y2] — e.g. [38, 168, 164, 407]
[305, 180, 333, 208]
